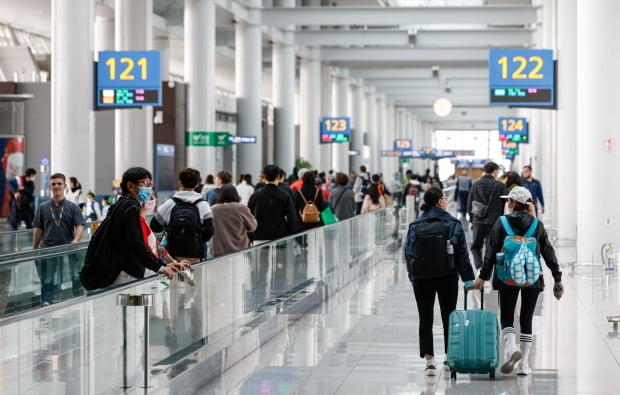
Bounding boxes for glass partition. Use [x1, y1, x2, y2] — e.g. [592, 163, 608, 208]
[0, 208, 399, 393]
[0, 222, 99, 255]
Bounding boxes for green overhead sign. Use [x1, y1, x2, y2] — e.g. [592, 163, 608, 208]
[186, 131, 230, 147]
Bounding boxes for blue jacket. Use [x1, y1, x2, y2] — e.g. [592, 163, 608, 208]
[404, 206, 475, 283]
[522, 178, 545, 207]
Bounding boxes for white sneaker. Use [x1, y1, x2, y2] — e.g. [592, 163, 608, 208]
[501, 349, 522, 374]
[424, 365, 437, 376]
[517, 361, 532, 376]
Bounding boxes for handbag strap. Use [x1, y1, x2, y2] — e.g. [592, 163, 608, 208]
[333, 188, 346, 209]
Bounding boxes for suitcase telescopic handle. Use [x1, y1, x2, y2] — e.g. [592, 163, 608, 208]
[464, 288, 484, 310]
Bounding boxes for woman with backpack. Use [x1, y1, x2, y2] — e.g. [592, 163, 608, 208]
[294, 171, 327, 231]
[404, 187, 475, 376]
[474, 186, 564, 376]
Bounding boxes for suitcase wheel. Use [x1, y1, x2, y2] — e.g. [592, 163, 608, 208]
[490, 369, 495, 380]
[451, 371, 457, 380]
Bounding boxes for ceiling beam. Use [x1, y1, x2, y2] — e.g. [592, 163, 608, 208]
[295, 29, 533, 48]
[260, 6, 538, 26]
[320, 47, 488, 63]
[349, 67, 487, 79]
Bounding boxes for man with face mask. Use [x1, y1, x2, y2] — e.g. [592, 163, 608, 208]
[107, 167, 190, 287]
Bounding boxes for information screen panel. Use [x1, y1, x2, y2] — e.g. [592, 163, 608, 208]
[498, 117, 528, 143]
[489, 49, 555, 107]
[320, 117, 350, 143]
[97, 50, 161, 107]
[393, 139, 412, 151]
[501, 140, 520, 156]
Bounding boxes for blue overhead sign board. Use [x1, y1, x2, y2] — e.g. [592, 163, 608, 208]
[229, 135, 257, 144]
[498, 117, 529, 143]
[489, 49, 555, 107]
[97, 50, 162, 107]
[320, 117, 350, 143]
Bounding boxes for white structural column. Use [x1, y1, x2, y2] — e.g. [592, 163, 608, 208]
[576, 0, 620, 262]
[350, 80, 364, 172]
[273, 31, 296, 171]
[185, 0, 217, 176]
[51, 0, 95, 187]
[556, 0, 577, 242]
[377, 94, 388, 176]
[300, 47, 321, 168]
[235, 8, 263, 177]
[319, 64, 332, 169]
[114, 0, 153, 176]
[332, 70, 350, 173]
[366, 88, 378, 174]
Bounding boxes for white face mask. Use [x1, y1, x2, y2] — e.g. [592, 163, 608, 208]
[143, 199, 157, 215]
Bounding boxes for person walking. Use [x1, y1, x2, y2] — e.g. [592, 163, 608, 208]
[7, 167, 37, 230]
[474, 186, 563, 376]
[454, 170, 472, 220]
[405, 187, 475, 376]
[150, 168, 214, 263]
[352, 165, 371, 215]
[32, 173, 85, 304]
[294, 171, 328, 231]
[360, 174, 387, 214]
[210, 184, 257, 257]
[328, 172, 355, 220]
[467, 161, 507, 269]
[521, 165, 545, 215]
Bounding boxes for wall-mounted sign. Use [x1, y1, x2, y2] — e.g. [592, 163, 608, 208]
[489, 49, 555, 107]
[186, 131, 230, 147]
[97, 50, 161, 107]
[320, 117, 350, 143]
[229, 135, 257, 144]
[498, 117, 529, 143]
[393, 139, 413, 151]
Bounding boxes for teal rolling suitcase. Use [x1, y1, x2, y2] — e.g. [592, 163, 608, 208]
[447, 289, 499, 380]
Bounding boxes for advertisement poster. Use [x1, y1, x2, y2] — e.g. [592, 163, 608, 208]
[0, 136, 25, 217]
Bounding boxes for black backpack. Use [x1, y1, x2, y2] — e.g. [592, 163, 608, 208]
[411, 219, 454, 279]
[165, 198, 204, 258]
[80, 197, 130, 290]
[360, 176, 371, 196]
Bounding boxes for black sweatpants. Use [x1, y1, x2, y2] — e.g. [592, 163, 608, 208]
[499, 285, 540, 334]
[470, 223, 494, 269]
[412, 276, 458, 358]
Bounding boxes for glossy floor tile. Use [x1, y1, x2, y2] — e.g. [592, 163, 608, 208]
[195, 234, 620, 395]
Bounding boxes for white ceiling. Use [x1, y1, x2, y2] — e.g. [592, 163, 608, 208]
[0, 0, 539, 129]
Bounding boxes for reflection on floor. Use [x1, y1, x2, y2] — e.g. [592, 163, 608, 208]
[196, 231, 620, 395]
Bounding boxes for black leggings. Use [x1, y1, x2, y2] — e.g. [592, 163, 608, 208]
[499, 285, 540, 334]
[413, 276, 458, 358]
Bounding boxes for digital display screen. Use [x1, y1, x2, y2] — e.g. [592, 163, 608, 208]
[489, 49, 555, 107]
[320, 117, 350, 143]
[97, 50, 161, 107]
[498, 117, 528, 143]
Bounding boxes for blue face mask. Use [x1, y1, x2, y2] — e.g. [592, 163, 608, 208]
[136, 187, 151, 203]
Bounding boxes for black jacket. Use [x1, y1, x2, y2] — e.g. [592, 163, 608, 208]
[479, 211, 562, 289]
[467, 175, 507, 224]
[404, 206, 475, 283]
[108, 196, 165, 278]
[248, 184, 300, 240]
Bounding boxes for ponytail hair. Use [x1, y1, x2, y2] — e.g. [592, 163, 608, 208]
[420, 186, 443, 212]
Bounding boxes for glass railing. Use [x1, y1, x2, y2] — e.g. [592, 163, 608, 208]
[0, 208, 400, 394]
[0, 221, 100, 255]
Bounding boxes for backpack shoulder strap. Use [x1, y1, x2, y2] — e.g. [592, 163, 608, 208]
[524, 218, 539, 237]
[311, 188, 319, 202]
[499, 216, 515, 236]
[298, 189, 310, 205]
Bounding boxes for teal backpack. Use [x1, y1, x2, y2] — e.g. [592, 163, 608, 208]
[498, 216, 541, 287]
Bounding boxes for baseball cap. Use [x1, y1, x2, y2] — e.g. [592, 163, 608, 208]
[500, 186, 532, 204]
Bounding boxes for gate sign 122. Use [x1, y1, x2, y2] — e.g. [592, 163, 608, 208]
[489, 49, 555, 107]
